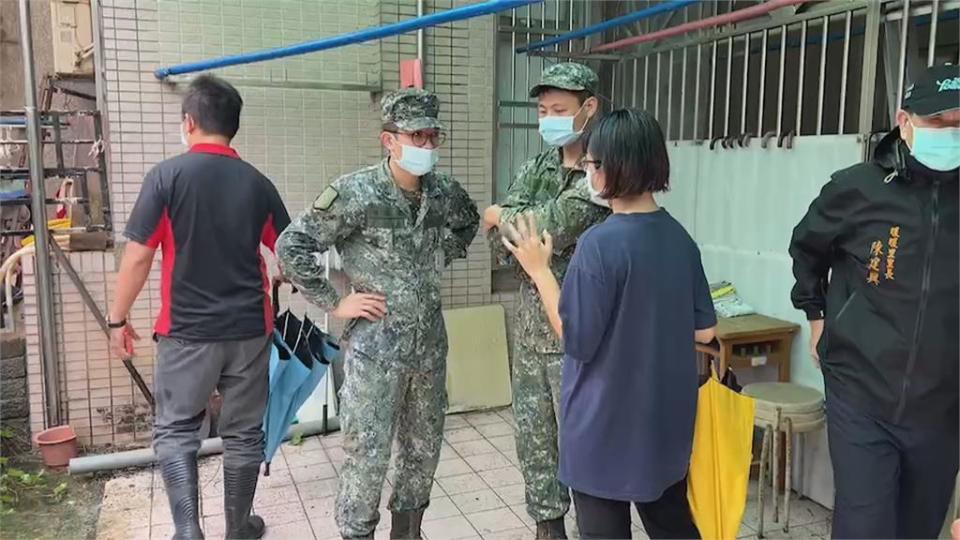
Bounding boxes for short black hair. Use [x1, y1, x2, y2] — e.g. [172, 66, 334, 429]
[572, 89, 594, 105]
[181, 74, 243, 139]
[584, 108, 669, 198]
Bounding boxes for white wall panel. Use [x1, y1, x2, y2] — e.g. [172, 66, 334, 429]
[658, 141, 703, 237]
[660, 135, 865, 508]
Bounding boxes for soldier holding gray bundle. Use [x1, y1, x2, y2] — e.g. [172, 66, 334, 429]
[276, 88, 479, 540]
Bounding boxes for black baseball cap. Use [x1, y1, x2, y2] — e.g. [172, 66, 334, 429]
[902, 63, 960, 117]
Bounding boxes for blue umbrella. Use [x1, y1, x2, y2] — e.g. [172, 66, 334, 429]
[262, 287, 339, 475]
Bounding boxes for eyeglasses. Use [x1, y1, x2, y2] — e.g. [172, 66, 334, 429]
[581, 159, 602, 171]
[386, 129, 447, 148]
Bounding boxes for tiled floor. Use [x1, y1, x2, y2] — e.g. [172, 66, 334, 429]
[94, 407, 832, 539]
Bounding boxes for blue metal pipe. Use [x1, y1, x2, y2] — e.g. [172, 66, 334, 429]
[155, 0, 543, 80]
[0, 117, 65, 127]
[517, 0, 699, 54]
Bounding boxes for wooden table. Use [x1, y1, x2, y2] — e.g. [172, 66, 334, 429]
[696, 314, 800, 382]
[696, 314, 803, 490]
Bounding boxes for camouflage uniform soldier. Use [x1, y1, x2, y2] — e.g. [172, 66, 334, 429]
[484, 63, 610, 539]
[277, 89, 479, 539]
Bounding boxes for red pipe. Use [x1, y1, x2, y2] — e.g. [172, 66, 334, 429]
[589, 0, 812, 54]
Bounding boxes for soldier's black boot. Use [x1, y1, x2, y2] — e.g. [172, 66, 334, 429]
[159, 453, 205, 540]
[223, 464, 265, 539]
[536, 518, 568, 540]
[389, 509, 425, 539]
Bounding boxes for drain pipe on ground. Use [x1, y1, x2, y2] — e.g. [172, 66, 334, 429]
[68, 418, 339, 475]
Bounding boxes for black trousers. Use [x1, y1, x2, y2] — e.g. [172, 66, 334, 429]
[827, 388, 958, 539]
[572, 478, 701, 540]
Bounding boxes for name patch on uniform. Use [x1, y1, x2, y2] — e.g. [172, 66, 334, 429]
[313, 187, 339, 211]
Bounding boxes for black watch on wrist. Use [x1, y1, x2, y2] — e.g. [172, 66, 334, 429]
[107, 318, 127, 329]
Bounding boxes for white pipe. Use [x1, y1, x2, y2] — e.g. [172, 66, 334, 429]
[2, 236, 82, 330]
[68, 418, 339, 475]
[1, 245, 35, 330]
[4, 262, 18, 329]
[416, 0, 425, 61]
[1, 244, 35, 276]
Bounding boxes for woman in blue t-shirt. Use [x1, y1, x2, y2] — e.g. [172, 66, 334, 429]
[501, 108, 717, 539]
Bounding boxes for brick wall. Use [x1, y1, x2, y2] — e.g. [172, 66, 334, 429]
[22, 0, 498, 446]
[1, 335, 30, 455]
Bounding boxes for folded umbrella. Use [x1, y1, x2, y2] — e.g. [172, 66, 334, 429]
[302, 314, 342, 433]
[263, 334, 309, 475]
[302, 313, 341, 366]
[688, 363, 755, 539]
[262, 284, 338, 474]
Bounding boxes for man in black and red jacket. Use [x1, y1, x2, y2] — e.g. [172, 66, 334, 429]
[790, 64, 959, 539]
[108, 74, 290, 540]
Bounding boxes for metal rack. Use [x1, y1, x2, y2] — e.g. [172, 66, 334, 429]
[0, 109, 112, 238]
[512, 0, 958, 146]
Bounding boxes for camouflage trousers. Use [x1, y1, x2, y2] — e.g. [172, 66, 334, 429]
[335, 345, 447, 538]
[511, 339, 571, 523]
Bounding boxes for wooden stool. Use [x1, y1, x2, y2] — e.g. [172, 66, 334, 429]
[743, 382, 825, 538]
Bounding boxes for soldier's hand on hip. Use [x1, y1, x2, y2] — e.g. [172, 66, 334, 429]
[333, 292, 387, 322]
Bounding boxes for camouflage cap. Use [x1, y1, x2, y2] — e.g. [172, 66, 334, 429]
[529, 62, 600, 98]
[380, 88, 445, 132]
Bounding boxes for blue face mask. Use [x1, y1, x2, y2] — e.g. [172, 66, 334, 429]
[396, 144, 439, 176]
[910, 124, 960, 172]
[538, 103, 588, 147]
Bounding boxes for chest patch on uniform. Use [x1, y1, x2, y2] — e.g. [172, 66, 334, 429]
[313, 187, 339, 211]
[365, 204, 406, 228]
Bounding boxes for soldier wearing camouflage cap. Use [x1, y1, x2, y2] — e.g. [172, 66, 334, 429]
[277, 87, 479, 539]
[381, 87, 446, 131]
[528, 61, 601, 98]
[483, 63, 609, 539]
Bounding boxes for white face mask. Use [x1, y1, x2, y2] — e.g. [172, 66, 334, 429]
[584, 169, 609, 208]
[179, 122, 189, 148]
[396, 144, 439, 176]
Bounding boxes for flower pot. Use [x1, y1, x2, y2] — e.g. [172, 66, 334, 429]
[33, 425, 78, 468]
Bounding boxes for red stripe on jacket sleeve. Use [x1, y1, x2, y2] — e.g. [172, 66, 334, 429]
[260, 253, 274, 336]
[260, 216, 277, 335]
[261, 214, 278, 253]
[153, 210, 175, 336]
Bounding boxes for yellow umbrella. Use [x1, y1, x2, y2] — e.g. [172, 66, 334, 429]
[688, 367, 755, 540]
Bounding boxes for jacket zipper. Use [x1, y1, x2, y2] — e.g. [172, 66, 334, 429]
[834, 291, 858, 322]
[820, 291, 857, 361]
[895, 180, 940, 422]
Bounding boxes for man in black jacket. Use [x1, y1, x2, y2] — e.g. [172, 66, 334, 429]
[790, 63, 959, 539]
